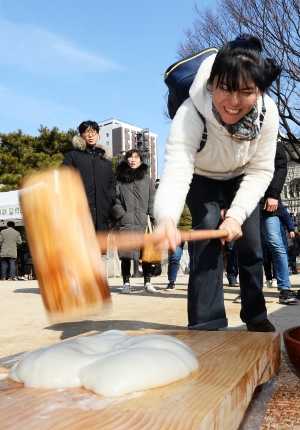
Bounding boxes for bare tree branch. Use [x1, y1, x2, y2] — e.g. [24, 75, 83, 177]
[175, 0, 300, 162]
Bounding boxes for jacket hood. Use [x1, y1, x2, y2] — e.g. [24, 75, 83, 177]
[72, 135, 109, 156]
[189, 54, 216, 118]
[116, 161, 148, 183]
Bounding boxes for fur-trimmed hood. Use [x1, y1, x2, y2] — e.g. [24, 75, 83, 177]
[116, 161, 148, 183]
[72, 135, 109, 157]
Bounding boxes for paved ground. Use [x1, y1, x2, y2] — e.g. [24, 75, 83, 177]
[1, 273, 300, 360]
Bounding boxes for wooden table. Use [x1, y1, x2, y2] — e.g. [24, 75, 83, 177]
[0, 330, 280, 430]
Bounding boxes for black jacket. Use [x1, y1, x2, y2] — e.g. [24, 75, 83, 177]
[21, 241, 33, 265]
[62, 136, 116, 231]
[260, 141, 287, 218]
[289, 235, 300, 257]
[112, 161, 156, 260]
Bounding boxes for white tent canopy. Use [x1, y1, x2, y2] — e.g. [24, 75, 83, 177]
[0, 190, 23, 227]
[0, 182, 54, 228]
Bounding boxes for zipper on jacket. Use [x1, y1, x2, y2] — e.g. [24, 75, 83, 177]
[92, 152, 97, 225]
[87, 147, 97, 228]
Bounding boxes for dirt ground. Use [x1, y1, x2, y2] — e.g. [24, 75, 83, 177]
[1, 273, 300, 361]
[0, 274, 194, 359]
[2, 274, 300, 429]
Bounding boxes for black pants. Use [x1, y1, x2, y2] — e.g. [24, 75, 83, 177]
[24, 264, 36, 278]
[186, 174, 266, 330]
[121, 259, 152, 284]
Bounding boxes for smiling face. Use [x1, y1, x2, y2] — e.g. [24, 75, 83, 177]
[210, 77, 260, 125]
[81, 127, 99, 146]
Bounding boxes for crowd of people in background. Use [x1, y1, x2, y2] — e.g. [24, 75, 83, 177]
[0, 221, 35, 281]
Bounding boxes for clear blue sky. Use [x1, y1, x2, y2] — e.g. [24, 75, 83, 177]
[0, 0, 214, 175]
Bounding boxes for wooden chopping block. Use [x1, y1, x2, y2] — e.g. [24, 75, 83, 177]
[0, 330, 280, 430]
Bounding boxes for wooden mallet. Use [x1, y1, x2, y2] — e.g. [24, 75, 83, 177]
[19, 168, 110, 320]
[19, 168, 228, 320]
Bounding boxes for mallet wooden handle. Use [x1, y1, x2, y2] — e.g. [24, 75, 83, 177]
[97, 229, 229, 254]
[180, 229, 229, 242]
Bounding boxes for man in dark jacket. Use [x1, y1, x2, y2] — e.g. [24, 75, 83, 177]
[62, 120, 116, 232]
[0, 221, 22, 280]
[260, 141, 297, 304]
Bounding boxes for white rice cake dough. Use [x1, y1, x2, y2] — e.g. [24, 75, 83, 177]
[9, 330, 199, 397]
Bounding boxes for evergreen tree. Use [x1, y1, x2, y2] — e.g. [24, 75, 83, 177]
[110, 155, 119, 174]
[0, 126, 77, 191]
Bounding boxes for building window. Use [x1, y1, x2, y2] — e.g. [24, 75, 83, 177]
[106, 133, 109, 137]
[106, 141, 109, 145]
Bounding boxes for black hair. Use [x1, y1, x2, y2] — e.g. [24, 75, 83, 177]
[124, 149, 144, 163]
[78, 120, 99, 135]
[207, 34, 281, 93]
[7, 221, 15, 227]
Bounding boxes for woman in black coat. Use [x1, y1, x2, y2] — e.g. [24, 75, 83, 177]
[22, 240, 36, 280]
[112, 149, 156, 294]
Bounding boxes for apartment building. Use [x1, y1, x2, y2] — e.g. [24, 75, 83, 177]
[282, 162, 300, 225]
[97, 118, 158, 180]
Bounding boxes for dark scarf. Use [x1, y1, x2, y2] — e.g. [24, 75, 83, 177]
[212, 102, 259, 141]
[116, 161, 148, 183]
